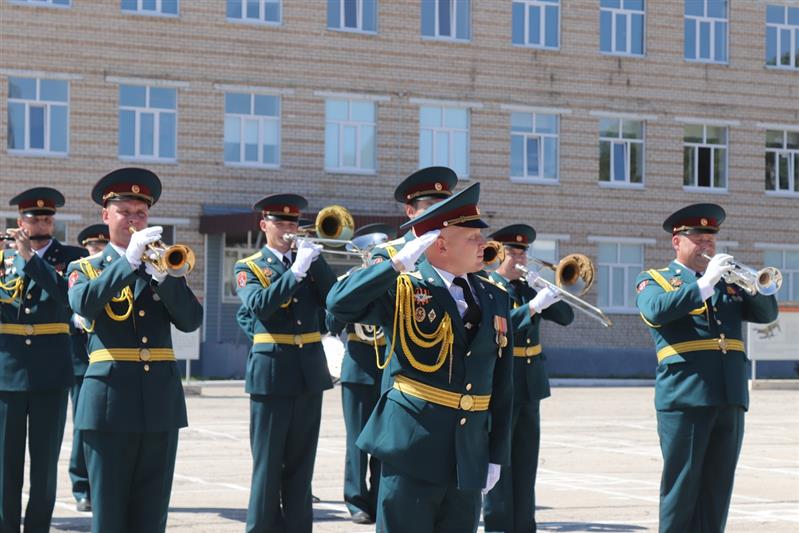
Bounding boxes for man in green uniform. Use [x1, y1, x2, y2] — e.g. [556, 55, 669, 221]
[0, 188, 84, 533]
[67, 224, 109, 513]
[235, 194, 337, 533]
[326, 182, 514, 533]
[635, 203, 778, 533]
[67, 168, 203, 533]
[326, 222, 396, 525]
[482, 224, 574, 533]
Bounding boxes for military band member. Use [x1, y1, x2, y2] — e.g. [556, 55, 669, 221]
[234, 194, 337, 533]
[482, 224, 574, 533]
[635, 203, 778, 533]
[326, 182, 513, 533]
[67, 168, 203, 533]
[67, 224, 109, 513]
[0, 188, 83, 533]
[326, 222, 397, 525]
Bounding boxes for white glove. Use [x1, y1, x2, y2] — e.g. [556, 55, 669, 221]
[72, 313, 86, 331]
[145, 261, 168, 284]
[482, 463, 501, 494]
[529, 286, 562, 314]
[290, 239, 323, 281]
[392, 230, 440, 272]
[697, 253, 734, 299]
[525, 269, 541, 287]
[125, 226, 163, 269]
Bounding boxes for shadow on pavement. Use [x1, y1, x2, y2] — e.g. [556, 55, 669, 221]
[166, 505, 351, 524]
[50, 516, 91, 531]
[539, 523, 648, 532]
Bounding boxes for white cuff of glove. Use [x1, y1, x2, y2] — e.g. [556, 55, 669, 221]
[529, 287, 560, 315]
[392, 230, 440, 272]
[145, 262, 168, 284]
[696, 277, 716, 301]
[482, 463, 502, 494]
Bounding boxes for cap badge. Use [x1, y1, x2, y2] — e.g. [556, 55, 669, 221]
[700, 218, 708, 226]
[516, 235, 523, 242]
[36, 200, 44, 207]
[131, 185, 141, 194]
[283, 206, 290, 213]
[434, 182, 442, 191]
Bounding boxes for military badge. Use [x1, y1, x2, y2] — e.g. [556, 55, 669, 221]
[636, 280, 649, 293]
[414, 288, 432, 305]
[55, 262, 65, 275]
[726, 286, 738, 295]
[427, 309, 436, 322]
[370, 256, 384, 265]
[494, 315, 508, 357]
[68, 270, 80, 288]
[669, 277, 683, 288]
[414, 306, 426, 323]
[237, 271, 247, 288]
[261, 266, 273, 278]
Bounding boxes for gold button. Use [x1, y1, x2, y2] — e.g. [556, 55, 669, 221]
[25, 339, 31, 346]
[139, 348, 151, 361]
[24, 325, 34, 335]
[465, 383, 472, 391]
[138, 310, 146, 317]
[24, 308, 30, 314]
[294, 335, 304, 348]
[459, 417, 466, 426]
[459, 395, 475, 411]
[143, 364, 150, 372]
[719, 333, 725, 339]
[141, 336, 148, 343]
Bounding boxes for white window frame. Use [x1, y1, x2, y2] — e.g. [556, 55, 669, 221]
[8, 0, 71, 7]
[509, 111, 559, 184]
[222, 230, 262, 304]
[328, 0, 377, 33]
[512, 0, 561, 50]
[591, 237, 652, 314]
[600, 0, 645, 56]
[7, 77, 69, 157]
[598, 117, 645, 189]
[418, 104, 471, 179]
[121, 0, 178, 16]
[757, 244, 799, 303]
[324, 98, 377, 174]
[682, 124, 728, 193]
[224, 92, 281, 169]
[118, 84, 178, 163]
[766, 4, 799, 70]
[423, 0, 470, 42]
[226, 0, 281, 25]
[684, 0, 729, 64]
[765, 129, 799, 197]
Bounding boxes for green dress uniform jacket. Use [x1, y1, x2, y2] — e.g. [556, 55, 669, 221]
[636, 260, 778, 533]
[0, 240, 83, 533]
[235, 246, 336, 533]
[483, 273, 573, 533]
[326, 259, 514, 508]
[66, 245, 203, 533]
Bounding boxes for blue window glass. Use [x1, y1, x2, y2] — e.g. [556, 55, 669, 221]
[29, 106, 45, 150]
[714, 21, 726, 62]
[119, 110, 135, 156]
[526, 137, 539, 176]
[225, 93, 251, 114]
[766, 4, 784, 24]
[707, 0, 726, 18]
[344, 0, 357, 28]
[631, 13, 644, 54]
[456, 0, 470, 40]
[685, 0, 703, 17]
[600, 10, 612, 52]
[363, 0, 376, 31]
[512, 2, 524, 44]
[265, 0, 280, 22]
[9, 77, 36, 100]
[149, 87, 176, 110]
[254, 94, 278, 116]
[7, 103, 25, 150]
[544, 4, 558, 47]
[162, 0, 178, 14]
[543, 137, 557, 178]
[49, 105, 67, 152]
[159, 113, 175, 159]
[766, 26, 778, 65]
[511, 135, 524, 176]
[121, 0, 137, 11]
[224, 117, 240, 162]
[120, 85, 146, 107]
[139, 113, 154, 156]
[530, 5, 541, 44]
[40, 79, 67, 102]
[246, 0, 259, 20]
[699, 20, 710, 58]
[327, 0, 339, 28]
[421, 0, 434, 36]
[438, 0, 451, 37]
[227, 0, 241, 18]
[615, 12, 626, 51]
[613, 143, 626, 181]
[142, 0, 156, 10]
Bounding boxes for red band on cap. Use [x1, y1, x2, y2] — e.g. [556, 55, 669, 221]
[405, 181, 453, 202]
[262, 204, 300, 217]
[413, 204, 479, 234]
[102, 183, 154, 204]
[672, 217, 719, 233]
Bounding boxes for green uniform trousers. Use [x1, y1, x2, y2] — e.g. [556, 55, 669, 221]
[657, 405, 744, 533]
[82, 429, 179, 533]
[483, 399, 541, 533]
[247, 392, 323, 533]
[341, 382, 381, 518]
[68, 377, 89, 502]
[0, 389, 68, 533]
[377, 462, 481, 533]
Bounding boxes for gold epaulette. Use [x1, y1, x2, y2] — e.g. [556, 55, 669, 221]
[337, 271, 350, 281]
[71, 251, 103, 267]
[377, 237, 405, 248]
[236, 251, 263, 264]
[407, 271, 422, 279]
[476, 274, 507, 292]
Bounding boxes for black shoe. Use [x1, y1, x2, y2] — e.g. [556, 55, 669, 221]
[311, 494, 320, 503]
[352, 511, 375, 525]
[76, 498, 91, 512]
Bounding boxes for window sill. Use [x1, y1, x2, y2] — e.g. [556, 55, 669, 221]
[421, 36, 471, 45]
[226, 18, 282, 27]
[121, 10, 179, 18]
[765, 190, 799, 199]
[8, 1, 71, 8]
[598, 181, 644, 190]
[509, 176, 559, 186]
[765, 65, 799, 72]
[327, 27, 378, 36]
[682, 186, 728, 195]
[599, 50, 646, 58]
[118, 156, 178, 165]
[512, 43, 560, 51]
[7, 150, 68, 158]
[325, 168, 377, 176]
[684, 58, 729, 66]
[225, 162, 281, 170]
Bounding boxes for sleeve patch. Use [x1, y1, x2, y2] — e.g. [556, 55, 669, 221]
[237, 271, 248, 288]
[370, 256, 384, 265]
[636, 280, 649, 293]
[68, 270, 80, 289]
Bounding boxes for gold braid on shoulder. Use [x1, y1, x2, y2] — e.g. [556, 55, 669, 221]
[79, 260, 133, 322]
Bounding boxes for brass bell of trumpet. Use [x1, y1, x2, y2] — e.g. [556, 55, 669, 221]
[482, 240, 506, 272]
[129, 226, 195, 277]
[530, 254, 595, 296]
[701, 253, 783, 296]
[295, 205, 355, 247]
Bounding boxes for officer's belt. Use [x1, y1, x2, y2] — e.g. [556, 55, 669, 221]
[0, 323, 69, 336]
[89, 348, 175, 363]
[254, 332, 322, 347]
[347, 333, 387, 346]
[657, 338, 744, 363]
[513, 344, 542, 357]
[393, 375, 491, 412]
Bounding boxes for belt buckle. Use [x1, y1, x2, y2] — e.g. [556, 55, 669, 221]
[718, 337, 728, 353]
[525, 346, 536, 356]
[293, 334, 304, 348]
[24, 325, 34, 335]
[459, 394, 475, 411]
[139, 348, 151, 361]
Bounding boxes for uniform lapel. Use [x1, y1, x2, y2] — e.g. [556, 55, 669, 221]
[468, 273, 492, 341]
[417, 260, 467, 344]
[260, 246, 286, 276]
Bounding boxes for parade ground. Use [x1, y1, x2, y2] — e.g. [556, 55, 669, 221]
[42, 382, 799, 532]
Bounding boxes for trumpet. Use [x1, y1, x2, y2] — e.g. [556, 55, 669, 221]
[1, 230, 53, 241]
[294, 205, 355, 247]
[129, 226, 195, 277]
[701, 253, 782, 296]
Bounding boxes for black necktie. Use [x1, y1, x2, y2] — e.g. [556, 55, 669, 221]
[282, 254, 292, 269]
[452, 277, 481, 337]
[510, 279, 525, 291]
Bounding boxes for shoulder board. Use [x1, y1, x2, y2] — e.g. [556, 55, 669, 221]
[337, 271, 351, 281]
[71, 251, 103, 266]
[406, 271, 423, 279]
[657, 267, 670, 271]
[376, 237, 405, 249]
[476, 274, 508, 292]
[236, 251, 263, 264]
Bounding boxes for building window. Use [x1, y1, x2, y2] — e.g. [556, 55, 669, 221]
[223, 231, 262, 303]
[510, 111, 558, 182]
[512, 0, 560, 49]
[600, 0, 645, 55]
[7, 77, 68, 156]
[9, 0, 70, 6]
[121, 0, 178, 16]
[599, 118, 644, 186]
[118, 84, 177, 161]
[327, 0, 376, 32]
[598, 241, 643, 312]
[421, 0, 470, 41]
[765, 129, 799, 195]
[766, 4, 799, 69]
[325, 99, 376, 173]
[763, 249, 799, 302]
[224, 93, 280, 167]
[683, 124, 727, 190]
[227, 0, 280, 24]
[684, 0, 728, 63]
[528, 238, 558, 284]
[419, 105, 469, 179]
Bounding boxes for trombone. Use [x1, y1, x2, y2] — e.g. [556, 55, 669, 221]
[701, 253, 782, 296]
[483, 241, 613, 328]
[129, 226, 195, 277]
